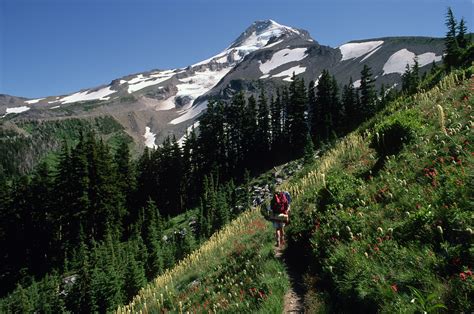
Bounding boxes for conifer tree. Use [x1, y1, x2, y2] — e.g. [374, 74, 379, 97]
[457, 18, 468, 49]
[226, 92, 247, 175]
[359, 65, 377, 119]
[243, 94, 259, 171]
[288, 75, 309, 158]
[256, 87, 271, 168]
[444, 7, 459, 68]
[114, 140, 135, 212]
[270, 90, 284, 162]
[342, 77, 358, 132]
[303, 133, 315, 165]
[315, 70, 332, 142]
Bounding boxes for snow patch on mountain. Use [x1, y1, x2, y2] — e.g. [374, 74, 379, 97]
[417, 52, 442, 67]
[176, 68, 229, 103]
[143, 127, 157, 149]
[259, 48, 308, 75]
[3, 106, 31, 117]
[339, 41, 384, 61]
[360, 45, 382, 62]
[169, 101, 208, 125]
[236, 20, 299, 51]
[383, 49, 442, 75]
[127, 72, 174, 93]
[192, 20, 301, 69]
[60, 86, 115, 104]
[265, 39, 284, 48]
[272, 65, 306, 81]
[353, 79, 361, 88]
[24, 98, 45, 104]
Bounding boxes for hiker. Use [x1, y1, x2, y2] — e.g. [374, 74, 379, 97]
[269, 190, 291, 247]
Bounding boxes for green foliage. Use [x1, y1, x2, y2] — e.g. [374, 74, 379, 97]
[286, 70, 472, 312]
[0, 116, 131, 177]
[371, 109, 422, 156]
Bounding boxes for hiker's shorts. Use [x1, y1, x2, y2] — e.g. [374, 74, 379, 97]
[273, 221, 286, 229]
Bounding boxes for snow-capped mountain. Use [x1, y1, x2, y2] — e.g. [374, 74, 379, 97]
[0, 20, 444, 150]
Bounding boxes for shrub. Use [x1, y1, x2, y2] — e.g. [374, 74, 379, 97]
[370, 110, 422, 156]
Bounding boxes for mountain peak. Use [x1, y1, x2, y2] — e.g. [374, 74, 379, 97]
[229, 19, 310, 50]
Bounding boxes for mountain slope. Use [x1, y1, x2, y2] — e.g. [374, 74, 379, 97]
[118, 68, 472, 313]
[0, 20, 445, 175]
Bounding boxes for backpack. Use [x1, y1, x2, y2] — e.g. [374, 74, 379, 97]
[271, 192, 288, 215]
[284, 191, 292, 205]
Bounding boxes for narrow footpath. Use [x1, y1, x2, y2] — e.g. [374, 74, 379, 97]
[275, 246, 305, 313]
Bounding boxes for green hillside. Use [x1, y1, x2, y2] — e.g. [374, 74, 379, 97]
[119, 67, 473, 312]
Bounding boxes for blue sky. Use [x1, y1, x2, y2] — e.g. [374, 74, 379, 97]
[1, 0, 472, 98]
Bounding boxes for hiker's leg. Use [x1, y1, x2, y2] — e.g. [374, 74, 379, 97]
[276, 228, 281, 246]
[275, 228, 280, 246]
[281, 226, 285, 245]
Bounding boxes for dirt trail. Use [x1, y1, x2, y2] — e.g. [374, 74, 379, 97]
[274, 246, 305, 313]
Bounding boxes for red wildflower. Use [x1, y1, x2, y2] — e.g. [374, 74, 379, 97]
[466, 269, 472, 277]
[391, 284, 398, 292]
[460, 272, 467, 281]
[373, 245, 380, 252]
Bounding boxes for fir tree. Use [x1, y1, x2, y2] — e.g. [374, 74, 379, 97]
[342, 77, 359, 132]
[457, 18, 468, 49]
[256, 87, 271, 169]
[315, 70, 332, 142]
[288, 75, 309, 158]
[270, 90, 284, 163]
[359, 65, 377, 119]
[303, 133, 315, 165]
[444, 7, 459, 68]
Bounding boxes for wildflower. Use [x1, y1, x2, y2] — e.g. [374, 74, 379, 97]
[436, 225, 443, 235]
[387, 228, 393, 234]
[377, 227, 384, 234]
[364, 252, 369, 258]
[346, 226, 351, 232]
[391, 284, 398, 292]
[460, 272, 467, 281]
[410, 298, 416, 303]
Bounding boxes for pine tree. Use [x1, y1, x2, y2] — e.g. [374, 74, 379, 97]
[142, 199, 164, 279]
[256, 87, 271, 169]
[28, 161, 55, 274]
[359, 65, 377, 119]
[124, 246, 146, 301]
[303, 133, 315, 165]
[288, 75, 309, 158]
[444, 7, 459, 69]
[182, 126, 200, 207]
[198, 100, 227, 180]
[315, 70, 332, 142]
[342, 77, 358, 132]
[226, 92, 247, 175]
[308, 80, 319, 144]
[457, 18, 468, 49]
[330, 75, 342, 136]
[114, 140, 136, 213]
[270, 90, 284, 163]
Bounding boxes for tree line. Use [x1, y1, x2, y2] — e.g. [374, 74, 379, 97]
[0, 64, 387, 311]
